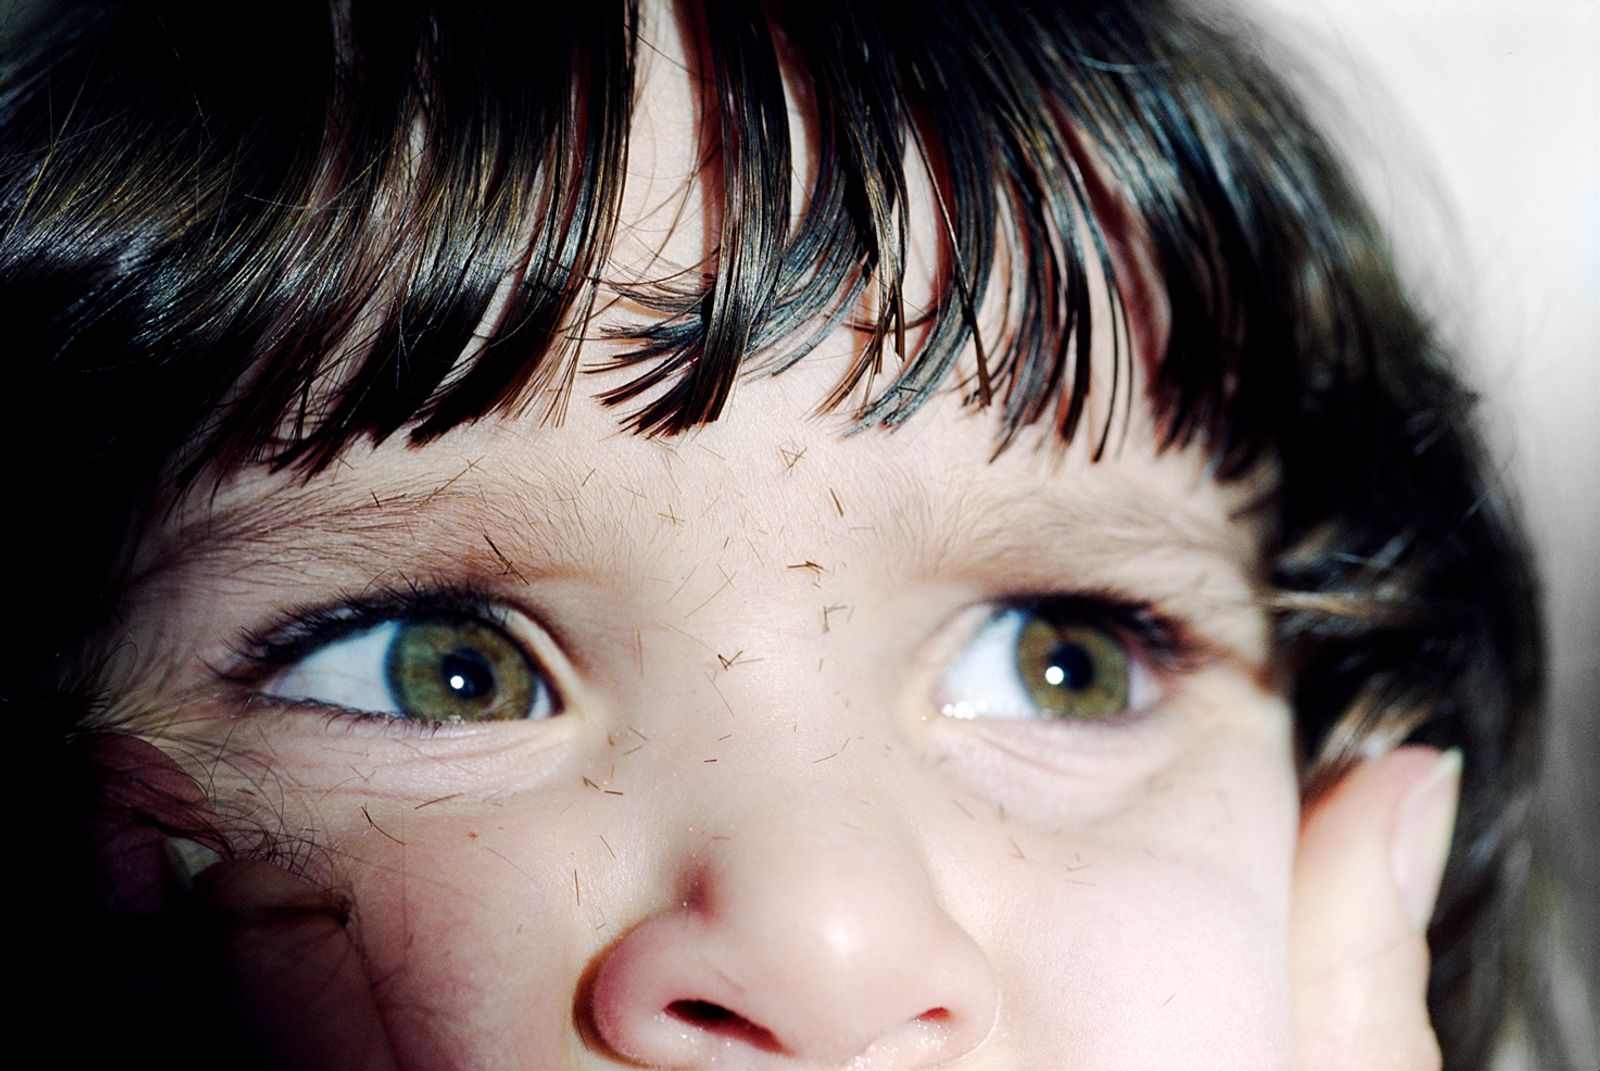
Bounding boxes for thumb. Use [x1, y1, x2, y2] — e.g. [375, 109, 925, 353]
[1291, 746, 1461, 1071]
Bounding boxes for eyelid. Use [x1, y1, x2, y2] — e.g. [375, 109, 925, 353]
[230, 583, 516, 678]
[225, 582, 571, 725]
[929, 589, 1211, 726]
[997, 591, 1207, 675]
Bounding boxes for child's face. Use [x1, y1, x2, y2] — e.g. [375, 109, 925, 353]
[110, 26, 1300, 1067]
[122, 363, 1297, 1067]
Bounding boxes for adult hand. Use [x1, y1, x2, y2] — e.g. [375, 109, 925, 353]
[1291, 746, 1462, 1070]
[69, 733, 397, 1071]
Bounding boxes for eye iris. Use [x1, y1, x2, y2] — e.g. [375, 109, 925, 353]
[384, 617, 539, 722]
[1015, 617, 1129, 719]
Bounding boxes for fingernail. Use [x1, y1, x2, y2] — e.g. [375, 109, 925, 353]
[1391, 748, 1462, 931]
[164, 837, 223, 895]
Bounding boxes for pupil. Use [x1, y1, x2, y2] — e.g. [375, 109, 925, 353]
[440, 650, 494, 700]
[1046, 642, 1094, 691]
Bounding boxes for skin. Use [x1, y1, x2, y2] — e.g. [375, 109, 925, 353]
[120, 360, 1293, 1068]
[93, 11, 1456, 1068]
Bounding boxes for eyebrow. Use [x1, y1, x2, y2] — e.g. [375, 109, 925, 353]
[139, 461, 619, 593]
[140, 447, 1268, 650]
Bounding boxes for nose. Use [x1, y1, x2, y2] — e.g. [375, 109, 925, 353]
[586, 809, 999, 1068]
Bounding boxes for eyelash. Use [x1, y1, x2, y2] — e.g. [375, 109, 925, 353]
[225, 583, 1206, 731]
[997, 592, 1200, 675]
[226, 581, 551, 732]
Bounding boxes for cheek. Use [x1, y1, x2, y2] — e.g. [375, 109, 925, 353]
[328, 806, 591, 1069]
[986, 858, 1293, 1065]
[168, 683, 1299, 1068]
[969, 752, 1298, 1064]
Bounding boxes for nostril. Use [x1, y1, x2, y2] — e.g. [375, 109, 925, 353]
[666, 999, 784, 1053]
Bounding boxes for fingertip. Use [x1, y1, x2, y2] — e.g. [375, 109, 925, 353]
[1292, 746, 1456, 1070]
[1391, 749, 1461, 932]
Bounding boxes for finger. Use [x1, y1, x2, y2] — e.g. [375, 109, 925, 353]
[1291, 746, 1460, 1071]
[192, 858, 400, 1071]
[68, 733, 397, 1071]
[68, 731, 224, 913]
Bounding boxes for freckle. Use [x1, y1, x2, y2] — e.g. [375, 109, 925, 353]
[466, 831, 478, 840]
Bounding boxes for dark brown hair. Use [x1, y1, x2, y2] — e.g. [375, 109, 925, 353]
[1, 0, 1540, 1065]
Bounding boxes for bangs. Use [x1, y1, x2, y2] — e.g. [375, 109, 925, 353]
[3, 0, 1388, 482]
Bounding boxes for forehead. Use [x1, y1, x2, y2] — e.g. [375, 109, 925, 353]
[107, 5, 1286, 708]
[146, 13, 1267, 659]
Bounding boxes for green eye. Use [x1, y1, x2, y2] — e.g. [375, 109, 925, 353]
[1013, 616, 1129, 720]
[938, 606, 1140, 722]
[266, 613, 559, 723]
[385, 616, 546, 722]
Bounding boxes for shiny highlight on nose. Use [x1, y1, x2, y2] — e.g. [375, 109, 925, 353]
[584, 809, 1000, 1067]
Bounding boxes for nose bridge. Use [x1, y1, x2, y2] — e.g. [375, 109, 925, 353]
[586, 743, 999, 1067]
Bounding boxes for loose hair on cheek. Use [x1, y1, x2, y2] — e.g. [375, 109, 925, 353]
[1, 1, 1540, 1067]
